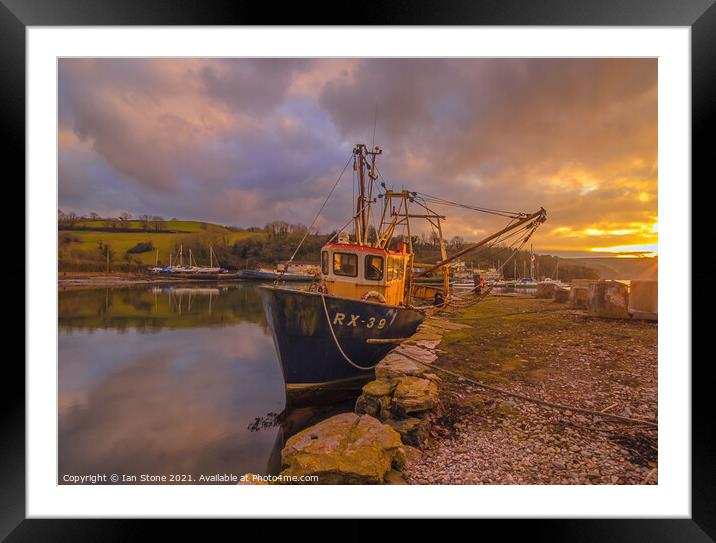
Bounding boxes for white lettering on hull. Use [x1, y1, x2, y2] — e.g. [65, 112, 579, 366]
[332, 313, 387, 329]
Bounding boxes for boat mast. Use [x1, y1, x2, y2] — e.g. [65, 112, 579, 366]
[353, 144, 382, 246]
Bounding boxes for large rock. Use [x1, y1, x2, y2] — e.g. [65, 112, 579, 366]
[391, 376, 439, 416]
[386, 416, 432, 447]
[362, 378, 395, 396]
[384, 469, 408, 485]
[355, 379, 394, 419]
[395, 344, 438, 365]
[375, 352, 429, 380]
[281, 413, 405, 484]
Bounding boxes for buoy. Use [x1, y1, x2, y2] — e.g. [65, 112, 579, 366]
[361, 291, 386, 303]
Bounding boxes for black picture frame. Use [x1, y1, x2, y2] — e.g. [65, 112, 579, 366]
[6, 0, 709, 539]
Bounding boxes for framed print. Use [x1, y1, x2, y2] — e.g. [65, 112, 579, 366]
[6, 0, 711, 538]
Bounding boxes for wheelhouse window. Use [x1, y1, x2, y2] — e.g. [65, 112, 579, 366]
[333, 252, 358, 277]
[386, 255, 404, 281]
[394, 256, 404, 280]
[364, 255, 384, 281]
[321, 251, 329, 275]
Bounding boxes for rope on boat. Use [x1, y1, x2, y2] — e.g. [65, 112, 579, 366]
[320, 293, 376, 371]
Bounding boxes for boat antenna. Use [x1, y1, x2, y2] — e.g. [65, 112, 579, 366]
[371, 103, 378, 149]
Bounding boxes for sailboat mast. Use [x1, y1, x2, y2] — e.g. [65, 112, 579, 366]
[530, 243, 534, 279]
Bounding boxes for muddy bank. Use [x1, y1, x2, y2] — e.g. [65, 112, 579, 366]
[404, 294, 658, 485]
[58, 271, 240, 290]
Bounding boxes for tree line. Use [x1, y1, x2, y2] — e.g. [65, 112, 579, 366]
[57, 211, 600, 280]
[58, 209, 169, 232]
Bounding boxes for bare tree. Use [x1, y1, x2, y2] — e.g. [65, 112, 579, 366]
[450, 235, 465, 250]
[429, 231, 440, 247]
[151, 216, 165, 231]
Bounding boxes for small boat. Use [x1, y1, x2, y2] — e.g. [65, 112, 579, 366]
[261, 143, 547, 392]
[238, 269, 315, 282]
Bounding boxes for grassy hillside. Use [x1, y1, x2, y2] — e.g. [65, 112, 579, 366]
[567, 257, 658, 280]
[59, 220, 263, 270]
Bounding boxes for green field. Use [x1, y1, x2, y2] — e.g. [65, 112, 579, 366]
[60, 220, 263, 267]
[72, 219, 225, 233]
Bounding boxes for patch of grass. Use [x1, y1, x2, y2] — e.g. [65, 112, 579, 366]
[61, 227, 264, 266]
[438, 296, 578, 383]
[73, 219, 211, 232]
[436, 294, 657, 392]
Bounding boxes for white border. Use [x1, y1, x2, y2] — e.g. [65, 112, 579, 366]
[27, 27, 690, 518]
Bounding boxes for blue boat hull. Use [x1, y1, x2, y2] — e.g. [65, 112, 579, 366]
[260, 286, 424, 388]
[239, 270, 315, 282]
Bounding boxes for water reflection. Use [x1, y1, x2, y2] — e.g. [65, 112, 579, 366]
[59, 284, 286, 483]
[59, 284, 266, 333]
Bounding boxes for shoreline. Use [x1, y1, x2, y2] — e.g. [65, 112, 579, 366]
[403, 295, 658, 485]
[274, 292, 658, 485]
[57, 271, 246, 290]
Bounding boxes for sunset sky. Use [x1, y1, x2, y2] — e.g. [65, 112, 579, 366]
[58, 58, 657, 258]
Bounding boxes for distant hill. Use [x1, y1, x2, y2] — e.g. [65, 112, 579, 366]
[565, 257, 658, 280]
[58, 218, 263, 271]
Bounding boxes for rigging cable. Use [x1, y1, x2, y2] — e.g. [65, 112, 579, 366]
[274, 155, 353, 286]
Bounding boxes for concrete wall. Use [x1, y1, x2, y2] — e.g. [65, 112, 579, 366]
[587, 280, 630, 318]
[629, 280, 658, 320]
[568, 280, 596, 308]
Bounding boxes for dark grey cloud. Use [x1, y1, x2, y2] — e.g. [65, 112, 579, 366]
[58, 58, 657, 253]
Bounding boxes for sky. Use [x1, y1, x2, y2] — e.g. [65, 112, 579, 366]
[58, 58, 658, 258]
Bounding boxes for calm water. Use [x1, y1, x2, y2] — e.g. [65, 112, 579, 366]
[58, 283, 291, 484]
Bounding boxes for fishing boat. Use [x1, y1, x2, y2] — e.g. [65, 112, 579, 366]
[261, 143, 547, 392]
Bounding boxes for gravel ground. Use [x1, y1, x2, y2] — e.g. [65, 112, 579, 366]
[404, 295, 658, 485]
